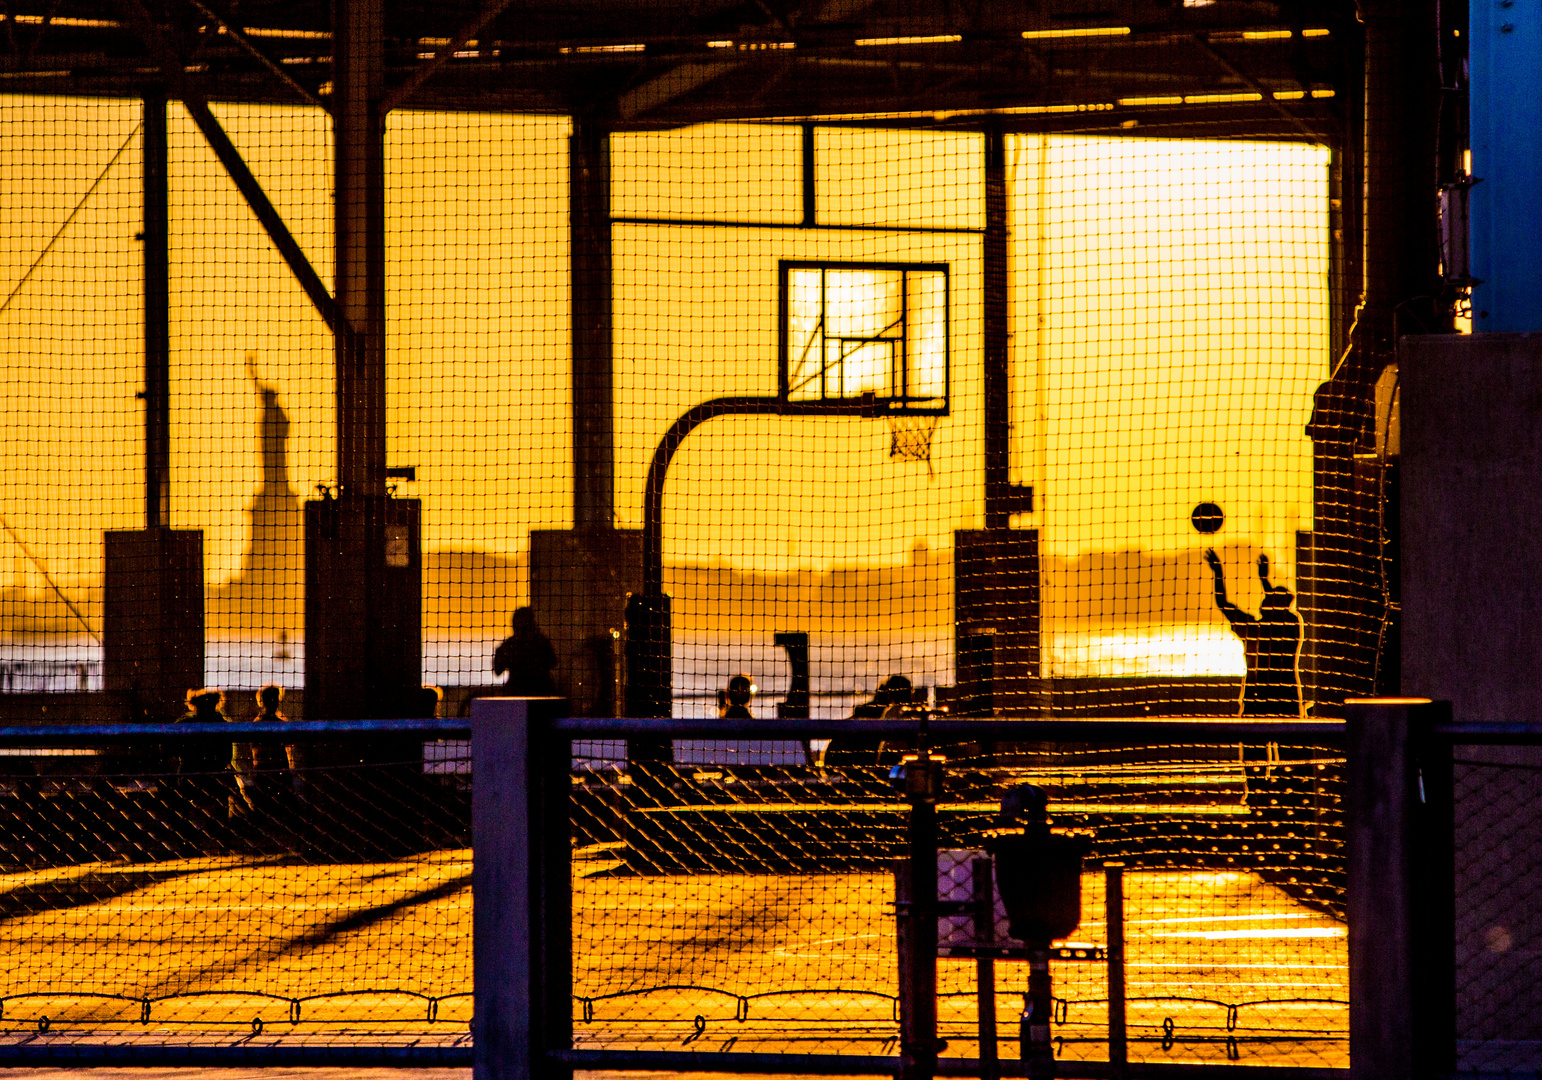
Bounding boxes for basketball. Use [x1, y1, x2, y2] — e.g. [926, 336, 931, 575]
[1191, 502, 1225, 534]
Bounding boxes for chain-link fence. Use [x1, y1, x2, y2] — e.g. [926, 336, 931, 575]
[0, 721, 474, 1063]
[1454, 745, 1542, 1075]
[0, 73, 1374, 726]
[0, 716, 1349, 1072]
[562, 719, 1347, 1072]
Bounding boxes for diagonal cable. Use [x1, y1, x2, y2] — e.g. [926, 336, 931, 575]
[0, 121, 142, 323]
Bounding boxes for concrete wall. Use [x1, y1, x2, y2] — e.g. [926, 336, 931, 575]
[1401, 333, 1542, 720]
[1402, 333, 1542, 1068]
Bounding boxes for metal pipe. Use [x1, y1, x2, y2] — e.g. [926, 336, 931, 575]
[0, 718, 474, 744]
[142, 92, 169, 530]
[974, 857, 1000, 1080]
[549, 1048, 1349, 1079]
[642, 396, 877, 596]
[1105, 864, 1127, 1079]
[554, 715, 1346, 742]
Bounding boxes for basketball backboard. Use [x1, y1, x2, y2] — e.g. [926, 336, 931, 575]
[778, 261, 949, 415]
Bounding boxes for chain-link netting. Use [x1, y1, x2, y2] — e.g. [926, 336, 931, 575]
[0, 731, 472, 1052]
[1454, 747, 1542, 1075]
[0, 90, 1375, 722]
[0, 727, 1345, 1068]
[1, 21, 1374, 1071]
[572, 737, 1345, 1069]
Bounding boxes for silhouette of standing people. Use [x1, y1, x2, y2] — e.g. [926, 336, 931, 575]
[492, 607, 558, 696]
[717, 674, 756, 719]
[1205, 550, 1303, 717]
[823, 674, 914, 766]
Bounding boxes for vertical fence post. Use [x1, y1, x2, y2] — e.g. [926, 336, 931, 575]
[1346, 697, 1452, 1080]
[896, 746, 941, 1080]
[473, 697, 572, 1080]
[1104, 863, 1126, 1079]
[972, 857, 998, 1080]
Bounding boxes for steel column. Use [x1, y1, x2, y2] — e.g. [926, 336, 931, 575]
[334, 0, 387, 497]
[570, 122, 615, 528]
[982, 127, 1010, 530]
[142, 92, 169, 530]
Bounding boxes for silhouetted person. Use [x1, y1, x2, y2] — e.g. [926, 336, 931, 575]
[492, 607, 558, 695]
[230, 684, 303, 850]
[1205, 550, 1303, 717]
[173, 688, 235, 774]
[824, 674, 913, 766]
[250, 684, 291, 771]
[168, 689, 245, 844]
[718, 673, 755, 719]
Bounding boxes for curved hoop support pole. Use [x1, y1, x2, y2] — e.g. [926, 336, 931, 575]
[641, 395, 879, 596]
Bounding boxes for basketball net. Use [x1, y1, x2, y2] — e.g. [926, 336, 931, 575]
[887, 414, 939, 475]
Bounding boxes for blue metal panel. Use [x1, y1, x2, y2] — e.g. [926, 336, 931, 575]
[1470, 0, 1542, 332]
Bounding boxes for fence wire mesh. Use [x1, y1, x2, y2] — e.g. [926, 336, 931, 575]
[0, 727, 1347, 1070]
[0, 732, 473, 1050]
[0, 20, 1376, 1071]
[570, 737, 1346, 1069]
[0, 92, 1374, 721]
[1454, 746, 1542, 1076]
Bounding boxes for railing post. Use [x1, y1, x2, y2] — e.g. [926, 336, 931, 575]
[472, 697, 572, 1080]
[1345, 697, 1452, 1080]
[895, 742, 942, 1080]
[1104, 863, 1127, 1079]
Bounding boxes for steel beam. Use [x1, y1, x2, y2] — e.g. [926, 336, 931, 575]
[112, 0, 341, 334]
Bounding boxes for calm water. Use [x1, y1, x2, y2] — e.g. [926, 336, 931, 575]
[1, 624, 1245, 716]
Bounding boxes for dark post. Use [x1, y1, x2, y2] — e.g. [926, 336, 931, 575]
[774, 631, 810, 719]
[1104, 864, 1127, 1078]
[1345, 697, 1453, 1080]
[972, 856, 999, 1080]
[982, 126, 1010, 531]
[570, 122, 615, 529]
[623, 592, 673, 760]
[472, 697, 573, 1080]
[801, 123, 816, 227]
[1308, 1, 1442, 705]
[895, 736, 941, 1080]
[309, 0, 422, 720]
[1021, 954, 1053, 1080]
[142, 92, 169, 530]
[334, 0, 386, 498]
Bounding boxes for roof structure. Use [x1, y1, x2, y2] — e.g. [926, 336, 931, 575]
[3, 0, 1358, 139]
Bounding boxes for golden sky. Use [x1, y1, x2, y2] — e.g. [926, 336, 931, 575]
[0, 99, 1327, 609]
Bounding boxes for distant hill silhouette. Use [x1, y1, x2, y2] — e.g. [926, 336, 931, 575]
[3, 541, 1278, 637]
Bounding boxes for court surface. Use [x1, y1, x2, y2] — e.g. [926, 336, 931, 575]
[0, 855, 1346, 1071]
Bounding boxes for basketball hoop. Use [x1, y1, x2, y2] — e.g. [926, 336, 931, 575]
[887, 413, 939, 474]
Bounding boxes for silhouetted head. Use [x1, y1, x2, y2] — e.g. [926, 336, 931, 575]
[417, 685, 444, 718]
[725, 674, 755, 707]
[187, 688, 225, 718]
[1262, 588, 1294, 614]
[257, 684, 284, 711]
[878, 674, 913, 705]
[511, 606, 539, 633]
